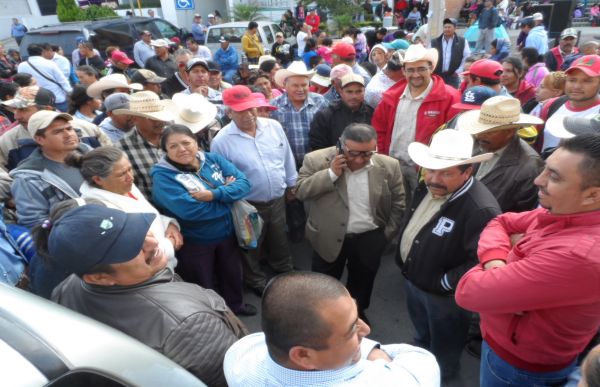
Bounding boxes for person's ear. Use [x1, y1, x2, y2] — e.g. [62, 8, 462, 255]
[82, 272, 117, 286]
[288, 346, 319, 370]
[582, 186, 600, 207]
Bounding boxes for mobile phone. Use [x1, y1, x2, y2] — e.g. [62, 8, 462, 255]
[336, 139, 343, 155]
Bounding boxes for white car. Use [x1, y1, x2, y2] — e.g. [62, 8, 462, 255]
[0, 283, 206, 386]
[205, 21, 296, 58]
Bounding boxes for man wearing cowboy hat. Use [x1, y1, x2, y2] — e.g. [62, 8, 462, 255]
[145, 39, 177, 79]
[297, 123, 405, 323]
[10, 110, 89, 229]
[270, 61, 328, 166]
[456, 134, 600, 386]
[114, 91, 175, 200]
[457, 96, 543, 212]
[398, 129, 501, 381]
[87, 73, 143, 126]
[309, 73, 373, 151]
[372, 44, 460, 201]
[211, 85, 297, 297]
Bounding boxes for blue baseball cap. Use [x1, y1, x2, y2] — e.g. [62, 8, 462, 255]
[452, 86, 498, 111]
[48, 205, 156, 275]
[382, 39, 410, 51]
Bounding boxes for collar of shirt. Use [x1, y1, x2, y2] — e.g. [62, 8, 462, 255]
[400, 78, 433, 101]
[264, 353, 366, 385]
[228, 119, 264, 139]
[345, 159, 374, 175]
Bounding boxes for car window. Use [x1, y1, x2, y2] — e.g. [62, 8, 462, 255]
[90, 23, 134, 55]
[133, 20, 161, 39]
[263, 26, 274, 45]
[46, 370, 127, 387]
[207, 27, 247, 43]
[19, 31, 83, 60]
[154, 20, 179, 39]
[272, 24, 285, 38]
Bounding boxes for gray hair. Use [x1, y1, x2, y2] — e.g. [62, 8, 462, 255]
[173, 48, 192, 58]
[341, 123, 377, 144]
[64, 146, 126, 186]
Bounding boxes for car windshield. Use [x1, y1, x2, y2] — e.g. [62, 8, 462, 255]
[207, 27, 259, 43]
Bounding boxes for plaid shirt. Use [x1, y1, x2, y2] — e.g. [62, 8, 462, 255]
[117, 128, 164, 200]
[270, 92, 328, 165]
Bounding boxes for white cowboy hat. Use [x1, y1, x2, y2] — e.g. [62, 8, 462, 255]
[274, 61, 315, 87]
[402, 43, 439, 70]
[112, 91, 175, 122]
[456, 96, 543, 135]
[171, 93, 218, 133]
[87, 74, 142, 99]
[249, 55, 277, 69]
[408, 129, 493, 170]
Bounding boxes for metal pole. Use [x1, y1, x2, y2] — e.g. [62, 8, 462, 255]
[428, 0, 445, 47]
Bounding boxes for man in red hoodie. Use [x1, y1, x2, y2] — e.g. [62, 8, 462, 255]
[456, 134, 600, 387]
[372, 44, 459, 199]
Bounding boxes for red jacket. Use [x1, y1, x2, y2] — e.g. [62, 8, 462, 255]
[512, 79, 536, 106]
[371, 75, 460, 155]
[456, 208, 600, 372]
[305, 13, 320, 34]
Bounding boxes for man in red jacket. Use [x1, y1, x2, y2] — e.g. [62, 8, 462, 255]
[372, 44, 459, 199]
[456, 134, 600, 387]
[305, 8, 320, 34]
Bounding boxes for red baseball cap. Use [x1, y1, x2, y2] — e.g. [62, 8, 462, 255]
[251, 92, 277, 111]
[111, 50, 134, 65]
[462, 59, 503, 81]
[331, 43, 356, 59]
[566, 55, 600, 77]
[223, 85, 262, 112]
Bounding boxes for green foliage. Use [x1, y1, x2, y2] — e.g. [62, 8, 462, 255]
[83, 4, 118, 20]
[316, 0, 362, 34]
[57, 0, 83, 22]
[333, 14, 354, 34]
[233, 3, 266, 21]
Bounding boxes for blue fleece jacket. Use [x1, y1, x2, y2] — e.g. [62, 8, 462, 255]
[151, 152, 250, 244]
[214, 46, 239, 72]
[525, 26, 548, 55]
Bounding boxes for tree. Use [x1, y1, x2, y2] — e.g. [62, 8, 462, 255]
[57, 0, 83, 22]
[232, 3, 266, 22]
[315, 0, 361, 34]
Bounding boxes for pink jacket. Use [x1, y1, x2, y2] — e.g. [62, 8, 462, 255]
[524, 62, 549, 89]
[456, 208, 600, 372]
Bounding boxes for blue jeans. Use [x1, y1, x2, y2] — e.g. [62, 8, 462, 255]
[55, 100, 68, 112]
[222, 69, 237, 85]
[480, 340, 576, 387]
[404, 280, 471, 379]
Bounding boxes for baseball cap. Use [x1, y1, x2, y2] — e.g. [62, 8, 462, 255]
[194, 13, 201, 18]
[208, 13, 214, 18]
[561, 28, 578, 39]
[150, 39, 170, 48]
[252, 92, 277, 111]
[219, 36, 230, 43]
[48, 205, 156, 276]
[186, 57, 210, 72]
[382, 39, 410, 51]
[443, 18, 457, 26]
[332, 43, 356, 59]
[340, 73, 365, 88]
[452, 86, 498, 111]
[2, 86, 56, 109]
[546, 114, 600, 139]
[206, 60, 221, 73]
[463, 59, 504, 80]
[223, 85, 262, 112]
[27, 110, 72, 137]
[130, 69, 166, 84]
[520, 17, 534, 28]
[103, 93, 130, 112]
[532, 12, 543, 21]
[111, 50, 134, 65]
[565, 55, 600, 77]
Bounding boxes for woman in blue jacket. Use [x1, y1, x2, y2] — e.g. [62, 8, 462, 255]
[151, 124, 256, 316]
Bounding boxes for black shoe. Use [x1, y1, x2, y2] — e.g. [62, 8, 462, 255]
[250, 286, 265, 297]
[235, 303, 257, 316]
[465, 339, 482, 359]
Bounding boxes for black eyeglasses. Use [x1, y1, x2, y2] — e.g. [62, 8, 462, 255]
[343, 146, 377, 158]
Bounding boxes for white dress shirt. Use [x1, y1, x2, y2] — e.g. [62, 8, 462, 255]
[18, 56, 72, 103]
[52, 54, 71, 80]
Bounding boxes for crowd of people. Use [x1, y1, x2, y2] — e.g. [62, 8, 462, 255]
[0, 6, 599, 387]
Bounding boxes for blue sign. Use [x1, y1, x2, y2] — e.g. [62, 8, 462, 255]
[175, 0, 195, 10]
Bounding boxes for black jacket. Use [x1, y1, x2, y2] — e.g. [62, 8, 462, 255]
[431, 34, 466, 76]
[477, 136, 543, 213]
[309, 100, 374, 151]
[144, 55, 178, 79]
[397, 177, 501, 295]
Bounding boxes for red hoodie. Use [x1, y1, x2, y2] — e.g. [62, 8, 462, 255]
[371, 75, 459, 155]
[456, 208, 600, 372]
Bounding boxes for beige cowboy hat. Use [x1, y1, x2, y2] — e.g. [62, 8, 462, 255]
[402, 43, 439, 70]
[249, 54, 277, 69]
[274, 61, 315, 87]
[112, 91, 175, 122]
[171, 93, 218, 133]
[408, 129, 493, 170]
[87, 74, 143, 98]
[456, 96, 543, 135]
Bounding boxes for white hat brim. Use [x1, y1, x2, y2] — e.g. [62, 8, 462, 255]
[311, 74, 331, 87]
[274, 68, 315, 88]
[112, 99, 176, 122]
[88, 81, 143, 98]
[545, 114, 575, 139]
[456, 109, 544, 135]
[408, 141, 494, 170]
[403, 47, 439, 72]
[171, 93, 218, 133]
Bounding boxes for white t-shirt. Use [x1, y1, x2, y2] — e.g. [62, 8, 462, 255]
[297, 31, 308, 55]
[543, 101, 600, 151]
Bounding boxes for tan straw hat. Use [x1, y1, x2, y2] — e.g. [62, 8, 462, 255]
[87, 74, 142, 98]
[112, 91, 175, 122]
[408, 129, 493, 170]
[456, 96, 543, 135]
[171, 93, 218, 133]
[403, 43, 439, 70]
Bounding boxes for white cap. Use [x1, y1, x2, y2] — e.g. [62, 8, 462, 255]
[532, 12, 543, 21]
[27, 111, 72, 137]
[208, 13, 214, 18]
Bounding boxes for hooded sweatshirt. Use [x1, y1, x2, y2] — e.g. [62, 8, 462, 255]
[525, 26, 548, 55]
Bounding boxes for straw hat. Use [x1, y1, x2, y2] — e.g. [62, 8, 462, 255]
[408, 129, 493, 170]
[274, 61, 314, 87]
[456, 96, 543, 135]
[171, 93, 218, 133]
[87, 74, 142, 98]
[402, 43, 439, 70]
[249, 55, 277, 70]
[112, 91, 175, 122]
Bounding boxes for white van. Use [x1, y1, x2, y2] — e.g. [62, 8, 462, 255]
[205, 21, 296, 58]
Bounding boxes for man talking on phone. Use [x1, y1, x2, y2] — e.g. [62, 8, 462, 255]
[296, 123, 406, 323]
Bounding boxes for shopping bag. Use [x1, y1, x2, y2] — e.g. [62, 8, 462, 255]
[231, 200, 263, 249]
